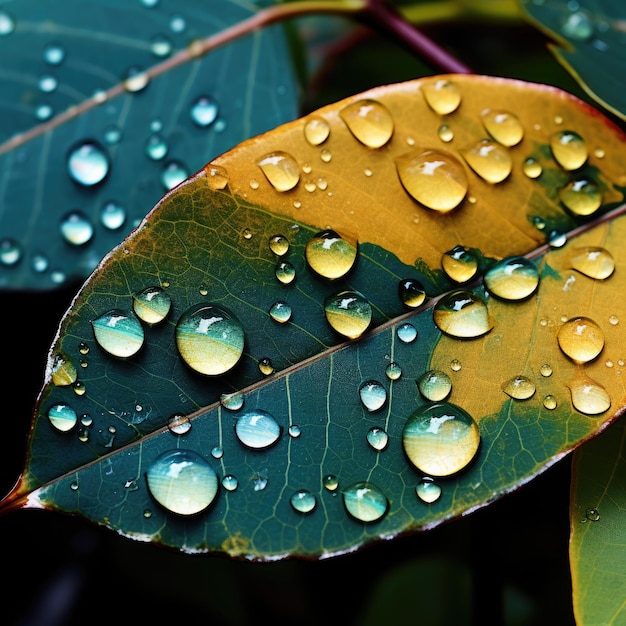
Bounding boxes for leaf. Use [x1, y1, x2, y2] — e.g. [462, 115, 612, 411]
[0, 0, 299, 291]
[570, 416, 626, 625]
[3, 74, 626, 560]
[519, 0, 626, 122]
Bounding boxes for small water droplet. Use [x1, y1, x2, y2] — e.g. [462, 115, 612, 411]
[568, 373, 611, 415]
[540, 363, 553, 377]
[146, 449, 218, 515]
[342, 482, 389, 523]
[275, 260, 296, 284]
[150, 33, 173, 57]
[416, 477, 442, 503]
[561, 11, 594, 41]
[502, 375, 536, 400]
[548, 230, 568, 248]
[168, 413, 192, 435]
[257, 151, 300, 192]
[441, 246, 478, 283]
[569, 246, 615, 280]
[222, 475, 239, 491]
[288, 424, 301, 438]
[320, 149, 332, 163]
[269, 234, 290, 257]
[60, 211, 94, 246]
[484, 256, 539, 301]
[161, 161, 188, 190]
[123, 66, 150, 92]
[305, 229, 358, 280]
[523, 157, 543, 179]
[438, 124, 454, 142]
[324, 290, 372, 339]
[190, 95, 219, 127]
[145, 134, 168, 160]
[269, 301, 292, 324]
[397, 322, 417, 343]
[609, 315, 619, 326]
[133, 286, 171, 325]
[235, 410, 281, 449]
[100, 201, 126, 230]
[43, 42, 65, 65]
[417, 370, 452, 402]
[51, 353, 78, 386]
[0, 238, 22, 266]
[258, 357, 275, 376]
[359, 380, 387, 412]
[290, 489, 317, 514]
[48, 402, 78, 432]
[550, 130, 588, 170]
[367, 426, 389, 451]
[339, 99, 393, 148]
[38, 74, 58, 93]
[398, 278, 427, 308]
[433, 290, 492, 338]
[0, 11, 15, 35]
[461, 139, 512, 183]
[385, 361, 402, 380]
[221, 392, 244, 411]
[559, 178, 602, 216]
[206, 165, 229, 190]
[543, 394, 558, 410]
[323, 474, 339, 491]
[585, 507, 600, 521]
[421, 79, 461, 115]
[67, 141, 110, 186]
[402, 402, 480, 476]
[395, 149, 468, 212]
[480, 109, 524, 146]
[92, 310, 144, 358]
[304, 116, 330, 145]
[557, 316, 604, 364]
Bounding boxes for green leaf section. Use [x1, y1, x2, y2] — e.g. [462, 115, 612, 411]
[0, 0, 298, 291]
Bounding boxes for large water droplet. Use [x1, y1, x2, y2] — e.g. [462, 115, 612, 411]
[190, 95, 218, 127]
[60, 211, 94, 246]
[290, 490, 317, 514]
[480, 109, 524, 146]
[257, 151, 300, 192]
[133, 286, 172, 325]
[433, 290, 492, 338]
[557, 316, 604, 364]
[305, 229, 358, 280]
[175, 304, 245, 375]
[342, 482, 388, 523]
[398, 278, 427, 308]
[461, 139, 512, 184]
[339, 99, 393, 148]
[421, 79, 461, 115]
[359, 380, 387, 412]
[550, 130, 588, 170]
[441, 245, 478, 283]
[304, 116, 330, 146]
[484, 256, 539, 301]
[235, 409, 281, 449]
[417, 370, 452, 402]
[402, 402, 480, 476]
[568, 373, 611, 415]
[395, 149, 468, 212]
[146, 449, 218, 515]
[48, 402, 78, 432]
[569, 246, 615, 280]
[559, 178, 602, 216]
[324, 290, 372, 339]
[502, 375, 536, 400]
[67, 141, 110, 186]
[92, 310, 144, 358]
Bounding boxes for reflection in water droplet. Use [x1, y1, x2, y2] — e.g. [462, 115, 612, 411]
[175, 304, 245, 375]
[133, 286, 171, 325]
[269, 301, 292, 324]
[416, 477, 442, 503]
[557, 316, 604, 364]
[304, 116, 330, 145]
[324, 291, 372, 339]
[305, 229, 358, 280]
[342, 482, 388, 523]
[168, 413, 192, 435]
[502, 375, 536, 400]
[569, 247, 615, 279]
[441, 246, 478, 283]
[67, 141, 110, 186]
[433, 290, 492, 338]
[559, 179, 602, 216]
[340, 99, 394, 149]
[385, 361, 402, 380]
[48, 403, 78, 432]
[275, 260, 296, 284]
[269, 234, 289, 257]
[0, 238, 22, 266]
[92, 310, 144, 358]
[484, 256, 539, 301]
[417, 370, 452, 401]
[398, 278, 426, 308]
[359, 380, 387, 412]
[190, 95, 218, 127]
[290, 490, 317, 514]
[367, 426, 389, 451]
[100, 201, 126, 230]
[235, 410, 281, 449]
[257, 151, 300, 192]
[403, 402, 480, 476]
[60, 211, 94, 246]
[421, 79, 461, 115]
[523, 157, 542, 179]
[395, 149, 468, 212]
[461, 139, 512, 183]
[568, 373, 611, 415]
[146, 449, 218, 515]
[550, 130, 588, 170]
[161, 161, 188, 190]
[397, 323, 417, 343]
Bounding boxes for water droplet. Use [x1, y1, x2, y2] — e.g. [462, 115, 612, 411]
[523, 157, 543, 179]
[100, 201, 126, 230]
[342, 482, 388, 523]
[290, 490, 317, 514]
[150, 33, 173, 57]
[403, 402, 480, 476]
[398, 278, 426, 308]
[502, 375, 536, 400]
[221, 392, 244, 412]
[385, 361, 402, 381]
[417, 369, 452, 402]
[397, 322, 417, 343]
[60, 211, 94, 246]
[145, 134, 168, 160]
[43, 42, 65, 65]
[206, 165, 229, 190]
[359, 380, 387, 412]
[235, 409, 281, 449]
[539, 363, 553, 377]
[480, 109, 524, 146]
[438, 124, 454, 142]
[557, 316, 604, 364]
[269, 234, 289, 257]
[146, 449, 218, 515]
[222, 475, 239, 491]
[585, 507, 600, 521]
[441, 245, 478, 283]
[67, 141, 110, 186]
[48, 403, 78, 432]
[320, 149, 332, 163]
[323, 474, 339, 491]
[38, 75, 58, 93]
[461, 139, 512, 184]
[609, 314, 619, 326]
[395, 149, 468, 212]
[275, 260, 296, 284]
[569, 246, 615, 280]
[269, 301, 292, 324]
[559, 179, 602, 216]
[548, 230, 567, 248]
[416, 476, 442, 503]
[256, 151, 300, 192]
[175, 304, 245, 376]
[421, 79, 461, 115]
[568, 373, 611, 415]
[161, 161, 188, 190]
[0, 11, 15, 35]
[550, 130, 588, 170]
[339, 99, 393, 148]
[367, 426, 389, 451]
[0, 238, 22, 266]
[304, 116, 330, 145]
[484, 256, 539, 301]
[288, 424, 301, 438]
[35, 104, 53, 121]
[51, 352, 77, 387]
[133, 286, 171, 325]
[168, 413, 191, 435]
[92, 310, 144, 358]
[258, 357, 275, 376]
[305, 229, 358, 280]
[433, 290, 492, 338]
[561, 11, 594, 41]
[123, 66, 149, 92]
[543, 394, 558, 410]
[190, 95, 218, 127]
[324, 290, 372, 339]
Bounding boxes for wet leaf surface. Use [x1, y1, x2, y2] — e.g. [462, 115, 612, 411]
[3, 74, 626, 560]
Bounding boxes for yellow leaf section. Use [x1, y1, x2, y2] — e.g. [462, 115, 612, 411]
[208, 74, 626, 272]
[430, 215, 626, 430]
